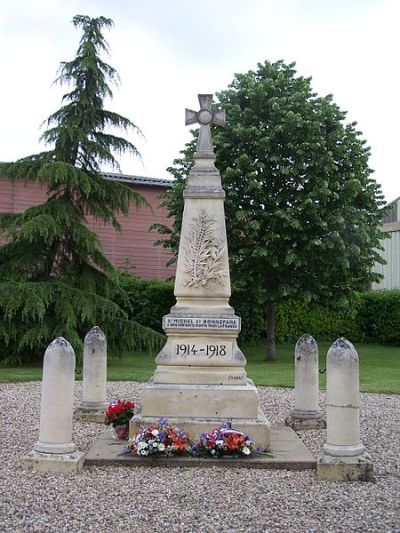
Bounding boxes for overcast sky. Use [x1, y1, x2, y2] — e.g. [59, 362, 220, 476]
[0, 0, 398, 203]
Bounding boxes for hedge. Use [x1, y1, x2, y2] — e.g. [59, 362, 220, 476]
[356, 289, 400, 345]
[114, 271, 175, 334]
[274, 301, 360, 344]
[114, 271, 400, 346]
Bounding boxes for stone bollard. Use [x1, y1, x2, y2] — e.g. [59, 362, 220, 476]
[75, 326, 108, 422]
[285, 334, 326, 430]
[317, 337, 373, 481]
[22, 337, 85, 473]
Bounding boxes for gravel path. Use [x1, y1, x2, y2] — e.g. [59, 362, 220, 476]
[0, 382, 399, 532]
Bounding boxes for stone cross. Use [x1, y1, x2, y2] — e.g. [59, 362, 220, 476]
[185, 94, 225, 155]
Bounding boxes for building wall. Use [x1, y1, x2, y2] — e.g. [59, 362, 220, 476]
[372, 228, 400, 289]
[0, 178, 175, 280]
[372, 197, 400, 290]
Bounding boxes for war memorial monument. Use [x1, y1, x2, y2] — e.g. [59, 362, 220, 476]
[130, 94, 270, 449]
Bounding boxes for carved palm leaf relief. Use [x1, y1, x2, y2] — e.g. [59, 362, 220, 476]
[183, 209, 225, 288]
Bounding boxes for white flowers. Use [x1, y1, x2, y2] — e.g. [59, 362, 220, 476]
[158, 443, 165, 452]
[242, 446, 251, 456]
[151, 429, 159, 437]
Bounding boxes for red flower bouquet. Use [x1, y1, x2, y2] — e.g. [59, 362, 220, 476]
[105, 400, 135, 439]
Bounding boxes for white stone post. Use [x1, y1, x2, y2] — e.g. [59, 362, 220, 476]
[317, 338, 373, 481]
[285, 334, 325, 430]
[75, 326, 107, 422]
[21, 337, 84, 473]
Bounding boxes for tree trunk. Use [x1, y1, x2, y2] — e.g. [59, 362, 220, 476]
[266, 301, 277, 361]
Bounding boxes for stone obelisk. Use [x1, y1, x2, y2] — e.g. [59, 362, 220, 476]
[130, 94, 270, 449]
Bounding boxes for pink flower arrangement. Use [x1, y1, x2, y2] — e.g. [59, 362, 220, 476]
[128, 418, 193, 457]
[195, 423, 255, 457]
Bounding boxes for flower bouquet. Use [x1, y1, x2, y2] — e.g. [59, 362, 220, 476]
[128, 417, 193, 457]
[105, 400, 135, 440]
[195, 423, 256, 457]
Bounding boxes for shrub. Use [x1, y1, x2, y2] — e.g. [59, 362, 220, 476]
[230, 285, 266, 343]
[114, 271, 175, 334]
[274, 300, 360, 344]
[357, 290, 400, 345]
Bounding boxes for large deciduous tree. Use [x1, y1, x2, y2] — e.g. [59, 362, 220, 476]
[0, 15, 161, 364]
[154, 60, 385, 360]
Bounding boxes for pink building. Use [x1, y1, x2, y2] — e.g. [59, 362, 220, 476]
[0, 172, 175, 280]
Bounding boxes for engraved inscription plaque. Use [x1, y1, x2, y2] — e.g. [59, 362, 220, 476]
[163, 316, 240, 330]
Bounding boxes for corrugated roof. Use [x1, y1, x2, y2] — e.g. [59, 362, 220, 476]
[102, 171, 173, 188]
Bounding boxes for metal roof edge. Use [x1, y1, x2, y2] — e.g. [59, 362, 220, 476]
[385, 195, 400, 207]
[102, 171, 173, 187]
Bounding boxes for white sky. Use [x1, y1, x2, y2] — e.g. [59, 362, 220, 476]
[0, 0, 398, 203]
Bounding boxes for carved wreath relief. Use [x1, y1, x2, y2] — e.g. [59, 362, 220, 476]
[184, 209, 225, 288]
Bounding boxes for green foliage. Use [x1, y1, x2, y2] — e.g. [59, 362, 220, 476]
[0, 15, 158, 365]
[230, 283, 266, 343]
[113, 270, 175, 333]
[357, 290, 400, 345]
[274, 300, 360, 343]
[0, 280, 162, 365]
[42, 15, 142, 173]
[155, 60, 386, 358]
[236, 290, 400, 347]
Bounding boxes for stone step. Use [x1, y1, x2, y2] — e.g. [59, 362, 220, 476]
[84, 426, 316, 470]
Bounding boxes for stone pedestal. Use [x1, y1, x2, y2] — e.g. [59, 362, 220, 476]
[21, 450, 85, 473]
[131, 94, 270, 449]
[286, 410, 326, 431]
[131, 378, 270, 449]
[317, 451, 374, 482]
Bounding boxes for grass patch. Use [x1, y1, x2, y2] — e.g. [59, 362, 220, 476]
[244, 342, 400, 394]
[0, 341, 398, 394]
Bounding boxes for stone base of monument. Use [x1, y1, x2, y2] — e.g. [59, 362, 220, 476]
[74, 406, 106, 423]
[85, 426, 315, 470]
[153, 364, 248, 385]
[285, 410, 326, 431]
[21, 450, 85, 473]
[130, 412, 270, 451]
[317, 451, 374, 481]
[131, 378, 270, 449]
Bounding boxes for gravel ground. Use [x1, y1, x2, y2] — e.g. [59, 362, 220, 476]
[0, 381, 399, 533]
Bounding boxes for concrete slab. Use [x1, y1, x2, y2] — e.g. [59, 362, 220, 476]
[317, 451, 374, 481]
[84, 426, 316, 470]
[74, 408, 105, 423]
[21, 450, 85, 473]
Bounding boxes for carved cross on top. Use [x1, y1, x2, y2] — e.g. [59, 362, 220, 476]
[185, 94, 225, 156]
